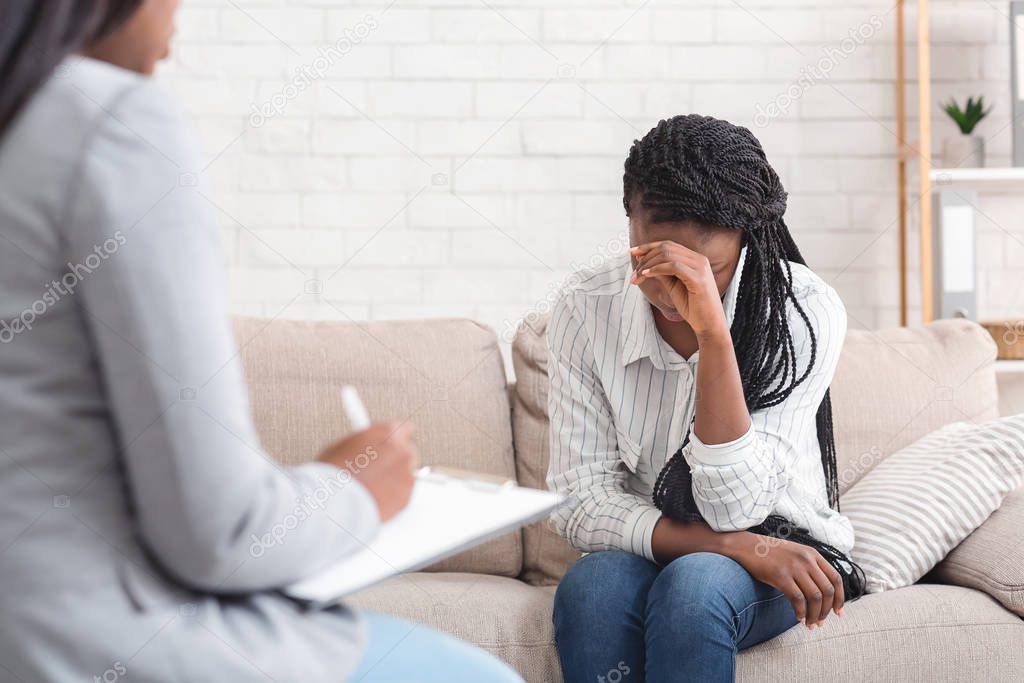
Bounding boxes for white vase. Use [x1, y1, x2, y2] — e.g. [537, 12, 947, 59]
[941, 135, 985, 168]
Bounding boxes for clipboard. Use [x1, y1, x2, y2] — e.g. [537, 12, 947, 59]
[283, 468, 566, 607]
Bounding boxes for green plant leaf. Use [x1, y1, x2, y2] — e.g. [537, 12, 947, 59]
[941, 95, 992, 134]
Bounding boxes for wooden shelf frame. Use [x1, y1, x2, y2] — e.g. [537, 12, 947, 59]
[896, 0, 933, 325]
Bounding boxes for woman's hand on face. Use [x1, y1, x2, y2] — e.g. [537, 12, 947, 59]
[728, 534, 846, 629]
[629, 241, 728, 338]
[317, 421, 419, 522]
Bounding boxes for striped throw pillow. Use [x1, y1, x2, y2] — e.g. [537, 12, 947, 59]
[842, 414, 1024, 593]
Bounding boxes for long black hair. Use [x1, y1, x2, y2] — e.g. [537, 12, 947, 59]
[623, 114, 840, 510]
[0, 0, 141, 138]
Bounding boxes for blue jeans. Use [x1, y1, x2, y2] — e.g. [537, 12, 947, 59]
[350, 612, 523, 682]
[553, 551, 798, 683]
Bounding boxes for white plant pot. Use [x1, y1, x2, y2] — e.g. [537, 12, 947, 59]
[942, 135, 985, 168]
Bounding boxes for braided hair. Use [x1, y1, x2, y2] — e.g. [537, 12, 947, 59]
[623, 114, 840, 510]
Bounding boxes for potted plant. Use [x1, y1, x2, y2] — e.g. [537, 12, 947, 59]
[940, 96, 992, 168]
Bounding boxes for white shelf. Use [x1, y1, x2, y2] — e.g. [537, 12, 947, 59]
[996, 359, 1024, 373]
[929, 167, 1024, 192]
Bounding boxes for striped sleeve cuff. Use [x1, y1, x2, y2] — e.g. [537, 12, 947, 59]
[626, 505, 663, 562]
[688, 423, 757, 466]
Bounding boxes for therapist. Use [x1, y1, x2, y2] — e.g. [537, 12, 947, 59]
[0, 2, 521, 681]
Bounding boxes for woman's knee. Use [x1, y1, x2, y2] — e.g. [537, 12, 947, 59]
[553, 551, 658, 625]
[647, 552, 747, 622]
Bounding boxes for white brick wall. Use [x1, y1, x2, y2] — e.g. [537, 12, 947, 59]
[158, 0, 1024, 360]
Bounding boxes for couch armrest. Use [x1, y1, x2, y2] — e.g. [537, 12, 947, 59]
[933, 485, 1024, 616]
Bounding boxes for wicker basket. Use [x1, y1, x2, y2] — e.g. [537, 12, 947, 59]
[980, 319, 1024, 360]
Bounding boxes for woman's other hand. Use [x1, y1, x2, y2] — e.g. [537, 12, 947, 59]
[317, 422, 419, 522]
[725, 533, 846, 629]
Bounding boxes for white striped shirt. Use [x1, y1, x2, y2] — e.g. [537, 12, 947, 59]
[546, 247, 855, 562]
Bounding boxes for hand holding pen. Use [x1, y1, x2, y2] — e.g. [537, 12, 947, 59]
[316, 386, 420, 522]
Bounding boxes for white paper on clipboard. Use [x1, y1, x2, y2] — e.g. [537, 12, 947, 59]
[284, 473, 565, 606]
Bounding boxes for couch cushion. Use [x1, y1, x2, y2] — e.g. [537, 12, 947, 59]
[510, 314, 582, 586]
[349, 574, 1024, 683]
[831, 319, 999, 492]
[233, 317, 521, 577]
[738, 583, 1024, 681]
[933, 484, 1024, 617]
[347, 573, 561, 683]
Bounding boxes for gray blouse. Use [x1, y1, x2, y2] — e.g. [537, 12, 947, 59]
[0, 56, 377, 681]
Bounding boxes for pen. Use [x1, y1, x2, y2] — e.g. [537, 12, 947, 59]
[340, 385, 371, 432]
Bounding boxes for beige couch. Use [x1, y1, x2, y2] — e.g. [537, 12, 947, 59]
[235, 316, 1024, 682]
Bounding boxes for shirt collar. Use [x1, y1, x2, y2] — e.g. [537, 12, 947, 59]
[619, 245, 747, 368]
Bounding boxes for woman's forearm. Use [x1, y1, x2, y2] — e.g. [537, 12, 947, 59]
[651, 516, 754, 565]
[693, 328, 751, 445]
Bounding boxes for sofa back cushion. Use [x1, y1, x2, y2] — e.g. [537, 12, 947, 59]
[510, 313, 583, 585]
[830, 319, 999, 492]
[511, 314, 999, 585]
[233, 317, 521, 577]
